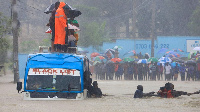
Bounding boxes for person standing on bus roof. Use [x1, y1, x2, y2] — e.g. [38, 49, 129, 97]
[54, 2, 68, 52]
[46, 2, 60, 52]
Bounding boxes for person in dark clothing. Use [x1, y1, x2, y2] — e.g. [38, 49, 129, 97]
[106, 62, 115, 80]
[105, 63, 110, 80]
[134, 85, 144, 98]
[46, 2, 60, 52]
[87, 80, 102, 98]
[157, 63, 163, 80]
[191, 53, 195, 59]
[123, 62, 129, 80]
[138, 63, 143, 80]
[91, 81, 102, 98]
[115, 63, 123, 80]
[148, 63, 151, 80]
[196, 62, 200, 81]
[143, 64, 148, 81]
[94, 62, 101, 80]
[134, 85, 156, 98]
[87, 78, 94, 98]
[187, 65, 194, 81]
[127, 63, 134, 80]
[179, 63, 186, 81]
[99, 62, 106, 80]
[150, 63, 157, 81]
[138, 52, 143, 59]
[133, 63, 138, 80]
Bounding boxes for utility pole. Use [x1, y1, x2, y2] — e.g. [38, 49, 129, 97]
[12, 0, 19, 83]
[132, 0, 137, 38]
[151, 0, 156, 57]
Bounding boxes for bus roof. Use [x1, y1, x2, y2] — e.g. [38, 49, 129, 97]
[26, 53, 86, 70]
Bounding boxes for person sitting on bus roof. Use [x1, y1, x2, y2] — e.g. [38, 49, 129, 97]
[68, 29, 76, 47]
[68, 16, 79, 46]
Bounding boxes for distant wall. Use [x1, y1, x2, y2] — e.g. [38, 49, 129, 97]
[19, 36, 200, 79]
[18, 54, 28, 79]
[83, 36, 200, 58]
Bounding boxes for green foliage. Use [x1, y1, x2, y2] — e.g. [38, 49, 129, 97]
[19, 35, 51, 53]
[83, 0, 132, 17]
[75, 5, 99, 18]
[0, 12, 11, 65]
[136, 8, 151, 38]
[0, 12, 11, 38]
[80, 0, 132, 39]
[79, 21, 108, 50]
[0, 38, 10, 65]
[159, 0, 198, 36]
[136, 0, 199, 37]
[188, 6, 200, 36]
[19, 39, 38, 53]
[74, 4, 110, 51]
[40, 36, 51, 46]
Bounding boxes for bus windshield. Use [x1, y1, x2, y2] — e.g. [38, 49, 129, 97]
[26, 68, 81, 91]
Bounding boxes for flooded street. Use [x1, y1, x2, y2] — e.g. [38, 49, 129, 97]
[0, 74, 199, 112]
[1, 0, 200, 112]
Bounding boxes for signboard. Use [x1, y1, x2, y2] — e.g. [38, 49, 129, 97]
[187, 40, 200, 52]
[28, 68, 80, 76]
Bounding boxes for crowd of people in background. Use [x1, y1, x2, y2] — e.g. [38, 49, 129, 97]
[91, 61, 200, 81]
[89, 49, 200, 81]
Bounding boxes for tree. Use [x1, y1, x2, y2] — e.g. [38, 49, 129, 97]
[0, 38, 10, 65]
[0, 12, 11, 38]
[188, 5, 200, 36]
[0, 12, 11, 65]
[156, 0, 198, 36]
[136, 0, 199, 37]
[19, 40, 37, 53]
[78, 0, 133, 39]
[75, 5, 109, 51]
[136, 6, 152, 38]
[79, 21, 108, 51]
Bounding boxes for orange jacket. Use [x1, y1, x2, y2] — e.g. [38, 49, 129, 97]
[167, 90, 173, 98]
[54, 2, 67, 45]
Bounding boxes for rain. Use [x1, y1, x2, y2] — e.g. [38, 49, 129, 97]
[0, 0, 200, 111]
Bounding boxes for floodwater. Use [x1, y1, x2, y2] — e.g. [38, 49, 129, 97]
[0, 74, 200, 112]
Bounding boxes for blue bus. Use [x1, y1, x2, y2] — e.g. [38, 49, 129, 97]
[18, 53, 91, 100]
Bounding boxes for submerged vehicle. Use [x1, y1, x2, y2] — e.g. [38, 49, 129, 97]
[16, 2, 99, 100]
[17, 52, 92, 100]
